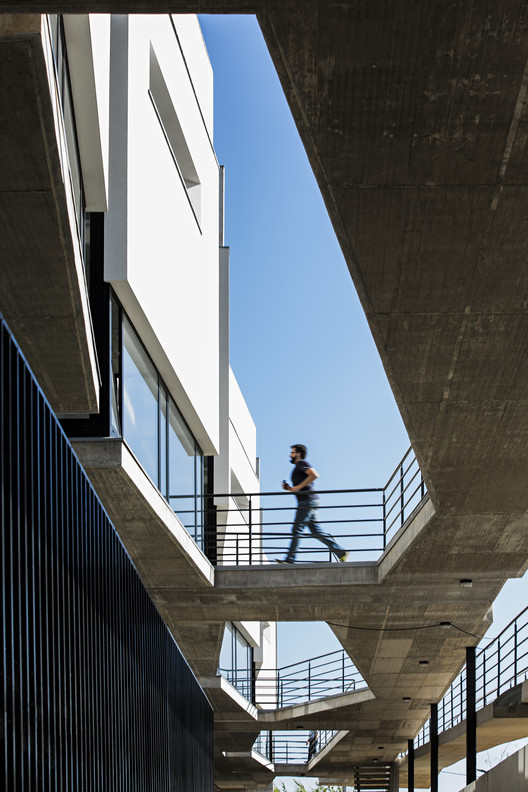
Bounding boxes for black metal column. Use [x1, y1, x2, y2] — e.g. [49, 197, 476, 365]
[466, 646, 477, 785]
[430, 703, 438, 792]
[407, 738, 414, 792]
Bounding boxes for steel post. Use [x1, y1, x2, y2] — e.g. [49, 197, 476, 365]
[400, 463, 405, 526]
[430, 702, 438, 792]
[407, 739, 414, 792]
[466, 646, 477, 785]
[248, 495, 252, 564]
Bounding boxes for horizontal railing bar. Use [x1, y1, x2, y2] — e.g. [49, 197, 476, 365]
[383, 446, 415, 490]
[385, 482, 425, 533]
[477, 606, 528, 659]
[384, 468, 421, 515]
[384, 457, 419, 502]
[175, 501, 384, 515]
[170, 486, 385, 499]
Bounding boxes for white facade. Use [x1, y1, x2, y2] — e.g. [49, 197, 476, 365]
[58, 10, 276, 701]
[104, 14, 220, 455]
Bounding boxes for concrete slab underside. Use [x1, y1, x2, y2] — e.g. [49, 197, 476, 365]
[0, 16, 99, 414]
[7, 1, 528, 787]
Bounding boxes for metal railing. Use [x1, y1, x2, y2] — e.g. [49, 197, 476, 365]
[220, 648, 365, 707]
[253, 729, 338, 764]
[175, 447, 426, 565]
[414, 604, 528, 748]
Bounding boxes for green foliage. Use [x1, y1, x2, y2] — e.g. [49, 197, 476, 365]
[274, 782, 345, 792]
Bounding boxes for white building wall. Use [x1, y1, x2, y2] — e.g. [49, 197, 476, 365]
[105, 14, 220, 455]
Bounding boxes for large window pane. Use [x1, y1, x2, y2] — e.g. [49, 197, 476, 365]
[159, 387, 168, 496]
[168, 400, 199, 537]
[122, 318, 158, 484]
[219, 624, 234, 676]
[236, 630, 252, 698]
[110, 296, 121, 436]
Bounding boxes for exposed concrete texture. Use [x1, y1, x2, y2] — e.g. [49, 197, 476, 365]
[8, 1, 528, 787]
[72, 438, 224, 676]
[0, 15, 99, 413]
[461, 743, 528, 792]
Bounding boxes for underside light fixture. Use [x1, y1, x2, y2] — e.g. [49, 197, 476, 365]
[402, 696, 411, 702]
[419, 660, 429, 666]
[378, 746, 384, 750]
[460, 579, 473, 588]
[440, 621, 452, 629]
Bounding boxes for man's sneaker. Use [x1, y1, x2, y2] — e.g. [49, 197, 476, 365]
[275, 559, 293, 564]
[336, 551, 349, 563]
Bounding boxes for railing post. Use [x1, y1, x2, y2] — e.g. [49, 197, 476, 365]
[308, 660, 311, 700]
[430, 702, 438, 792]
[466, 646, 477, 786]
[248, 495, 252, 565]
[342, 651, 345, 693]
[407, 739, 414, 792]
[382, 489, 387, 549]
[483, 651, 486, 703]
[269, 730, 273, 763]
[400, 463, 405, 526]
[497, 638, 501, 695]
[515, 619, 518, 682]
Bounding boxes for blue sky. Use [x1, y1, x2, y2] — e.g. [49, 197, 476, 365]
[199, 14, 410, 496]
[198, 14, 528, 789]
[199, 10, 410, 668]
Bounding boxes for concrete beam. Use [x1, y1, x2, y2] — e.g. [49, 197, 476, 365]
[0, 15, 99, 414]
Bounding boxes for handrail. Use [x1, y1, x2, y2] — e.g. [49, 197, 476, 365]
[413, 604, 528, 748]
[220, 648, 365, 707]
[253, 729, 338, 764]
[171, 446, 427, 565]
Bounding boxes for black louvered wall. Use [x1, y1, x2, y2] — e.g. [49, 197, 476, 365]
[2, 315, 214, 792]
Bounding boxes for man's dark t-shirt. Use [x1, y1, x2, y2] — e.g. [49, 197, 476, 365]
[291, 459, 318, 502]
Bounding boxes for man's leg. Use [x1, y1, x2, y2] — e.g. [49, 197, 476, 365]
[306, 502, 346, 558]
[285, 502, 309, 563]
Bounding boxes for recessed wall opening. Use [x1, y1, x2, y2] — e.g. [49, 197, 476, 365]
[149, 44, 202, 226]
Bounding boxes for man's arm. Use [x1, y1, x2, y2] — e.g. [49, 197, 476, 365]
[283, 468, 319, 492]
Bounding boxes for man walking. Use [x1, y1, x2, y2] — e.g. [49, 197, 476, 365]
[277, 444, 347, 564]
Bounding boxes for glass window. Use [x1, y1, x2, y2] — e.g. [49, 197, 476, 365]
[159, 387, 168, 497]
[110, 296, 121, 437]
[218, 623, 253, 701]
[219, 623, 234, 676]
[168, 400, 199, 537]
[236, 630, 252, 698]
[122, 318, 158, 484]
[115, 300, 205, 549]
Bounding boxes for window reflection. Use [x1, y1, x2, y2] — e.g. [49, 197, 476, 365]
[118, 306, 205, 547]
[168, 400, 197, 537]
[218, 623, 253, 701]
[122, 318, 158, 484]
